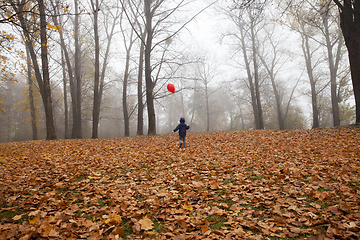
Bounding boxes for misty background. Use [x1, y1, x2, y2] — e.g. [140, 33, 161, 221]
[0, 0, 355, 142]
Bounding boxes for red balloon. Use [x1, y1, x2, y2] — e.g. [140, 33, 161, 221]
[167, 83, 175, 93]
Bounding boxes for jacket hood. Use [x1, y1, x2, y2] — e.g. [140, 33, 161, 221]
[180, 117, 185, 122]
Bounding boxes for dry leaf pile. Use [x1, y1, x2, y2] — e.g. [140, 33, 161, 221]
[0, 128, 359, 239]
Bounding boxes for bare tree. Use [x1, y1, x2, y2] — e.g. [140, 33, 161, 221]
[91, 0, 121, 138]
[120, 15, 137, 137]
[122, 0, 217, 135]
[223, 7, 264, 129]
[193, 58, 218, 132]
[257, 25, 292, 130]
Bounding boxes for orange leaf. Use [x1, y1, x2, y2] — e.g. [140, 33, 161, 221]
[29, 215, 40, 225]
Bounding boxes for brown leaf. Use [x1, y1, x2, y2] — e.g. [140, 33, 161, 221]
[113, 226, 125, 236]
[327, 206, 342, 215]
[200, 224, 208, 234]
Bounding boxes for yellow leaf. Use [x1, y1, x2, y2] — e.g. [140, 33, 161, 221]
[113, 214, 121, 222]
[104, 214, 121, 225]
[29, 215, 40, 225]
[73, 32, 76, 35]
[57, 25, 63, 33]
[63, 8, 68, 12]
[182, 204, 193, 211]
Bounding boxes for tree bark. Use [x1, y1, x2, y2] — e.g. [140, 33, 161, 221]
[92, 0, 100, 139]
[39, 0, 57, 140]
[336, 0, 360, 124]
[144, 0, 156, 135]
[137, 31, 146, 136]
[123, 48, 131, 136]
[73, 0, 82, 138]
[270, 72, 284, 129]
[61, 48, 69, 139]
[250, 20, 264, 129]
[239, 20, 260, 129]
[26, 44, 38, 140]
[302, 33, 320, 128]
[205, 81, 210, 132]
[322, 9, 341, 126]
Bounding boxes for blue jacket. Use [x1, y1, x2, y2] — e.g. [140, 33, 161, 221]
[173, 119, 190, 137]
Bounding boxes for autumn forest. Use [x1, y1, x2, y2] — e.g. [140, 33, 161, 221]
[0, 0, 359, 142]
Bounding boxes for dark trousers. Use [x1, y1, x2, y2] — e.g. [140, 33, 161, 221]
[179, 136, 186, 147]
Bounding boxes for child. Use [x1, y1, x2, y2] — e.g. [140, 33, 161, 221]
[172, 117, 190, 148]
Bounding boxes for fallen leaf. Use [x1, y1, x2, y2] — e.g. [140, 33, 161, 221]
[139, 217, 154, 231]
[12, 215, 22, 221]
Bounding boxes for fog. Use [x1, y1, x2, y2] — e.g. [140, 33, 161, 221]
[0, 0, 355, 142]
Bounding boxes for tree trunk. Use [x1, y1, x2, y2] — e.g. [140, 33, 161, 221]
[123, 49, 131, 137]
[346, 37, 360, 124]
[26, 44, 38, 140]
[144, 0, 156, 135]
[337, 0, 360, 124]
[92, 0, 100, 139]
[239, 20, 259, 129]
[271, 75, 284, 130]
[322, 11, 341, 126]
[302, 34, 320, 128]
[73, 0, 82, 138]
[61, 49, 69, 139]
[137, 32, 146, 136]
[39, 0, 57, 140]
[250, 21, 264, 130]
[121, 22, 136, 137]
[205, 82, 210, 132]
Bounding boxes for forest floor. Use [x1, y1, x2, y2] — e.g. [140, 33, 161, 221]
[0, 127, 359, 239]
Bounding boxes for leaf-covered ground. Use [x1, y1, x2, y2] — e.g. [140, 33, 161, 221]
[0, 128, 360, 239]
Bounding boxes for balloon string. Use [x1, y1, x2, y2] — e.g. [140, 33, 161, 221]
[173, 93, 181, 116]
